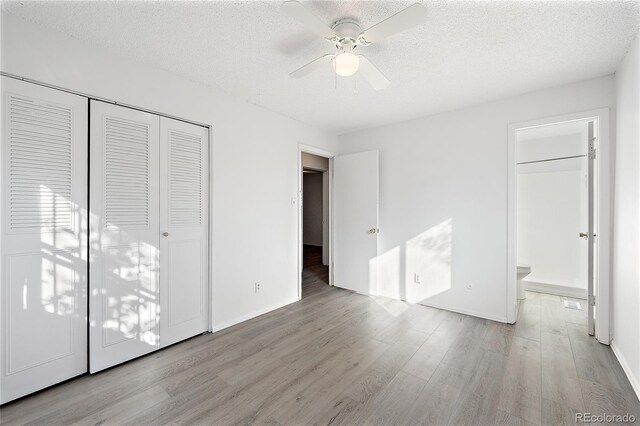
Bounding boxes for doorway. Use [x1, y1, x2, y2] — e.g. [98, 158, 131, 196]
[298, 146, 334, 299]
[507, 109, 611, 344]
[516, 119, 591, 335]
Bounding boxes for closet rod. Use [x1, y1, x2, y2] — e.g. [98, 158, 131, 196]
[0, 71, 211, 129]
[517, 154, 586, 165]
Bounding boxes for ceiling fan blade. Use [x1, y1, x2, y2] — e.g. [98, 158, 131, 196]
[359, 3, 428, 44]
[358, 56, 390, 90]
[282, 1, 337, 39]
[290, 54, 334, 78]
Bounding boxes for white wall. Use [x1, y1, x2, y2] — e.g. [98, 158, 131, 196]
[612, 29, 640, 399]
[517, 158, 588, 292]
[337, 76, 615, 321]
[0, 13, 337, 331]
[303, 173, 323, 246]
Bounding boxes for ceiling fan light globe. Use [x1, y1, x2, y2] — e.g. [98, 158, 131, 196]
[333, 52, 360, 77]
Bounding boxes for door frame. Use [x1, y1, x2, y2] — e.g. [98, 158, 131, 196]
[207, 125, 213, 332]
[298, 144, 335, 300]
[507, 108, 611, 344]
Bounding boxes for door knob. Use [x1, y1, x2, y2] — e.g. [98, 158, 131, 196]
[163, 232, 169, 237]
[368, 228, 378, 234]
[579, 232, 588, 239]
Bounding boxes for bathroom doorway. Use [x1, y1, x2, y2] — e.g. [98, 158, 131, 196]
[517, 120, 590, 335]
[507, 109, 611, 344]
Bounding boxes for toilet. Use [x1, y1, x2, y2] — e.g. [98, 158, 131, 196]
[517, 265, 532, 300]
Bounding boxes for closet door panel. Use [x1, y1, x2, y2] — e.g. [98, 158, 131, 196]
[159, 117, 208, 347]
[89, 101, 160, 372]
[1, 77, 87, 403]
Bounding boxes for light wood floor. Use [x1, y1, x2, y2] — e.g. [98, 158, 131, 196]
[1, 263, 638, 424]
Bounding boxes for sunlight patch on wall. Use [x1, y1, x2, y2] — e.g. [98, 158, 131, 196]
[406, 218, 453, 304]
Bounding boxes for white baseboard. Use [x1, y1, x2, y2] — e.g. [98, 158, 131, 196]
[524, 280, 587, 299]
[211, 297, 298, 333]
[371, 289, 508, 323]
[611, 341, 640, 402]
[416, 300, 508, 323]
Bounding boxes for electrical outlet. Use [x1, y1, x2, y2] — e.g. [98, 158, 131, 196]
[255, 282, 261, 293]
[414, 273, 421, 284]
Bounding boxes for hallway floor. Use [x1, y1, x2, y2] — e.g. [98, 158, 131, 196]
[302, 244, 329, 298]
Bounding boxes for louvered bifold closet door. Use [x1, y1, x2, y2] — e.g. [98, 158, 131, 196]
[1, 77, 88, 404]
[89, 101, 160, 373]
[159, 117, 209, 347]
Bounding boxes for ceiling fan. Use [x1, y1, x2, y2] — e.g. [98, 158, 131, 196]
[283, 1, 428, 90]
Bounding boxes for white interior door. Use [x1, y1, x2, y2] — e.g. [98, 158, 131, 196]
[159, 117, 209, 347]
[1, 77, 87, 403]
[89, 101, 160, 373]
[333, 150, 379, 295]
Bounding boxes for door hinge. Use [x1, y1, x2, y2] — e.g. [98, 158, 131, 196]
[589, 147, 596, 160]
[588, 295, 596, 306]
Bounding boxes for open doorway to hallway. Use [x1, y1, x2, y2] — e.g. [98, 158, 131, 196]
[300, 150, 332, 298]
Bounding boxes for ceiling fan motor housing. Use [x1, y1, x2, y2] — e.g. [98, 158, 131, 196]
[331, 18, 363, 49]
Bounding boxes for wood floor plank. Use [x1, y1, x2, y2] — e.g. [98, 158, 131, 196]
[571, 337, 635, 393]
[494, 409, 538, 426]
[342, 336, 422, 405]
[448, 350, 510, 425]
[514, 297, 541, 342]
[483, 320, 515, 355]
[126, 376, 230, 425]
[497, 336, 542, 425]
[403, 363, 474, 425]
[307, 395, 362, 426]
[73, 385, 171, 425]
[540, 295, 568, 336]
[403, 303, 451, 335]
[401, 338, 448, 382]
[541, 332, 585, 413]
[349, 371, 427, 425]
[541, 397, 582, 426]
[424, 310, 467, 348]
[439, 316, 489, 371]
[580, 378, 640, 420]
[266, 339, 390, 425]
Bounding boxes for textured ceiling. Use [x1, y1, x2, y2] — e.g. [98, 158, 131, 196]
[3, 1, 639, 134]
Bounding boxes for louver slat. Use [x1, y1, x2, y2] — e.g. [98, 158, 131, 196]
[169, 131, 201, 226]
[8, 95, 73, 232]
[104, 117, 150, 229]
